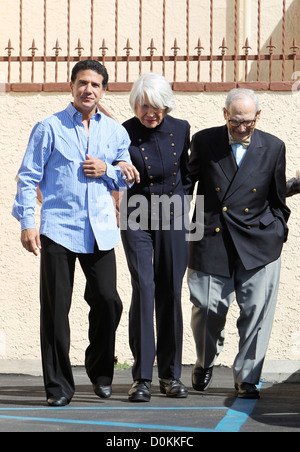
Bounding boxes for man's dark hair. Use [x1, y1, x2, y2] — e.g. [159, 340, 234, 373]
[71, 59, 109, 88]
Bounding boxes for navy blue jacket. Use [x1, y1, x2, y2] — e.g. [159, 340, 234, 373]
[121, 115, 191, 226]
[188, 125, 290, 277]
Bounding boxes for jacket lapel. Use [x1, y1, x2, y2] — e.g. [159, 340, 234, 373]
[210, 125, 238, 183]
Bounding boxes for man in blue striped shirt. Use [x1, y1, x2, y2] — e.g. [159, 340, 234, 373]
[12, 60, 134, 407]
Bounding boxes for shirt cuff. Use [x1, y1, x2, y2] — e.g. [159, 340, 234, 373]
[20, 216, 36, 231]
[102, 162, 118, 183]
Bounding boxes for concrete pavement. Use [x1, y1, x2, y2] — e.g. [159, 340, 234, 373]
[0, 365, 299, 434]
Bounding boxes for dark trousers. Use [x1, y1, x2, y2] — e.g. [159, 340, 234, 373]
[121, 226, 188, 382]
[40, 235, 123, 401]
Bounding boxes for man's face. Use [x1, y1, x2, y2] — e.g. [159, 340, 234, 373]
[70, 69, 106, 115]
[223, 98, 261, 142]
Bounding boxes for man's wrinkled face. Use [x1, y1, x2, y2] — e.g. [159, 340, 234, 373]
[224, 98, 261, 141]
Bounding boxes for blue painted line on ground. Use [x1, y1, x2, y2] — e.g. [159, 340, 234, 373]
[215, 382, 263, 432]
[215, 399, 258, 432]
[0, 415, 213, 432]
[0, 383, 262, 432]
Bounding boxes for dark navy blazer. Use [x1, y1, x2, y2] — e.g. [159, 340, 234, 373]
[188, 125, 291, 277]
[121, 115, 191, 226]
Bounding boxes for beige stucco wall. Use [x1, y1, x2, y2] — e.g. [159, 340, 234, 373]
[0, 88, 299, 374]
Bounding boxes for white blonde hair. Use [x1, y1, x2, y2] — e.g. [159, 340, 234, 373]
[130, 72, 175, 115]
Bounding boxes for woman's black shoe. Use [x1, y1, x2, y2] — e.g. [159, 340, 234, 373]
[159, 379, 188, 398]
[128, 380, 151, 402]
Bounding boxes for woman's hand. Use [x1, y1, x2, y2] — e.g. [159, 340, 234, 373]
[117, 162, 140, 184]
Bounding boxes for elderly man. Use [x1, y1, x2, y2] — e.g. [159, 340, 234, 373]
[188, 88, 290, 399]
[12, 60, 132, 407]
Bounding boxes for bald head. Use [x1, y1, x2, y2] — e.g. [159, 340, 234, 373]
[225, 89, 260, 114]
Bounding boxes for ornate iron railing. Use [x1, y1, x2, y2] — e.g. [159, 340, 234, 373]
[0, 0, 299, 92]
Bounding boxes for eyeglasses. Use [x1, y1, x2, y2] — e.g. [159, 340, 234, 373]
[226, 115, 257, 128]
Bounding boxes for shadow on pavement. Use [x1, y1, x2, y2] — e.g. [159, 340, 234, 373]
[223, 371, 300, 431]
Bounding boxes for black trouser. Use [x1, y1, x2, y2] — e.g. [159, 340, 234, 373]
[121, 226, 188, 382]
[40, 235, 123, 401]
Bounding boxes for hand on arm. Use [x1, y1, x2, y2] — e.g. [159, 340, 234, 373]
[116, 161, 140, 184]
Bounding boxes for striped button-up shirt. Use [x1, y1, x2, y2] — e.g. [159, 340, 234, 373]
[12, 103, 132, 253]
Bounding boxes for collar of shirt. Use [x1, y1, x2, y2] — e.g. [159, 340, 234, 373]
[66, 102, 102, 122]
[228, 133, 248, 167]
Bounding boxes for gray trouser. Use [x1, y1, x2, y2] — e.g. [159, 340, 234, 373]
[188, 257, 281, 385]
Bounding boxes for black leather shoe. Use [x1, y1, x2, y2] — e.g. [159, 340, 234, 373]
[192, 364, 213, 391]
[159, 379, 188, 398]
[128, 380, 151, 402]
[93, 384, 112, 399]
[47, 396, 69, 407]
[235, 382, 260, 399]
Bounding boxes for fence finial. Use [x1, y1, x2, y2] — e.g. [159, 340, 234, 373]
[29, 39, 38, 55]
[5, 39, 14, 55]
[75, 39, 84, 60]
